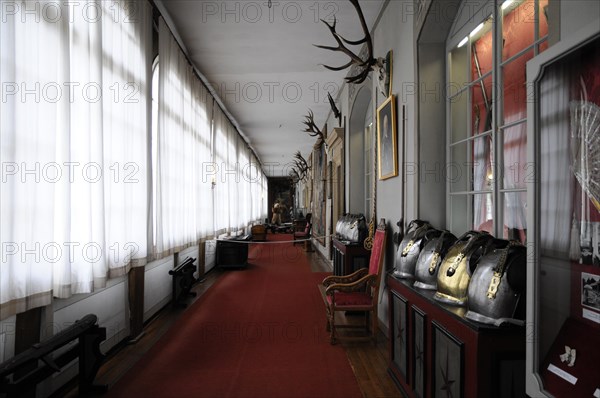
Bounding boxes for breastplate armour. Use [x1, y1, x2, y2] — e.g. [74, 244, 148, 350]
[465, 240, 526, 325]
[414, 230, 457, 290]
[392, 220, 433, 279]
[434, 231, 492, 306]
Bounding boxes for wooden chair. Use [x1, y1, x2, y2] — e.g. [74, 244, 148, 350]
[251, 224, 267, 241]
[321, 218, 387, 344]
[293, 213, 312, 246]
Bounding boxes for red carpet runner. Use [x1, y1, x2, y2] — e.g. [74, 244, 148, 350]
[108, 235, 363, 398]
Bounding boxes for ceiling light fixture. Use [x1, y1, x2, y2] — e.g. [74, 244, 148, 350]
[458, 36, 468, 48]
[470, 22, 484, 38]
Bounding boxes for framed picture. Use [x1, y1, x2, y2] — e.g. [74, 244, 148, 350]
[391, 292, 408, 380]
[376, 95, 398, 180]
[582, 272, 600, 312]
[412, 306, 426, 398]
[432, 321, 463, 398]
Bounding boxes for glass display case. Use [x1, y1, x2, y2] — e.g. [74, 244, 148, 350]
[447, 0, 548, 242]
[526, 21, 600, 397]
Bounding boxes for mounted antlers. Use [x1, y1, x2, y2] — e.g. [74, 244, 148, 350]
[303, 110, 325, 142]
[289, 151, 310, 183]
[315, 0, 386, 87]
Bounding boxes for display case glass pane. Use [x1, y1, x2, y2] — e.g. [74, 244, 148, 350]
[450, 194, 470, 237]
[473, 192, 494, 232]
[501, 123, 527, 190]
[503, 191, 527, 243]
[502, 0, 535, 62]
[471, 135, 493, 193]
[538, 0, 549, 43]
[449, 142, 469, 193]
[502, 51, 534, 125]
[536, 36, 600, 397]
[450, 89, 468, 143]
[450, 41, 469, 89]
[470, 77, 493, 135]
[470, 18, 493, 77]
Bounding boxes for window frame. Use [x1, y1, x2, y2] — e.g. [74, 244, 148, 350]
[446, 0, 548, 240]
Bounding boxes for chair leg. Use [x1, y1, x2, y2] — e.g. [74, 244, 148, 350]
[328, 308, 337, 345]
[371, 309, 378, 343]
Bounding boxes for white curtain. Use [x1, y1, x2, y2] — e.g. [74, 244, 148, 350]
[213, 107, 233, 235]
[1, 0, 152, 319]
[539, 61, 572, 257]
[154, 19, 214, 258]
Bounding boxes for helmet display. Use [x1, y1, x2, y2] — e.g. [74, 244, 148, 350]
[413, 230, 458, 290]
[392, 220, 434, 279]
[434, 231, 493, 306]
[335, 214, 368, 243]
[465, 240, 526, 326]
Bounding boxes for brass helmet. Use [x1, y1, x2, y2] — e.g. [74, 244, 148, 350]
[392, 220, 433, 279]
[414, 230, 458, 290]
[465, 240, 526, 325]
[434, 231, 493, 306]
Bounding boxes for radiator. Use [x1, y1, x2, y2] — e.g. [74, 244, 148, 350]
[205, 240, 217, 273]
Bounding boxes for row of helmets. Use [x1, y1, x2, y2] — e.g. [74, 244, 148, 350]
[392, 220, 527, 326]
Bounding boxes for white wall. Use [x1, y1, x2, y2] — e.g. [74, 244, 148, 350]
[144, 257, 175, 322]
[560, 0, 600, 41]
[372, 0, 416, 330]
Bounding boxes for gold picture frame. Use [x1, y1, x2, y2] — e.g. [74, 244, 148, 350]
[376, 95, 398, 180]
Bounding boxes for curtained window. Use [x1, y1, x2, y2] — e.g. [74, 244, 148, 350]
[1, 3, 267, 321]
[1, 0, 152, 319]
[154, 18, 214, 258]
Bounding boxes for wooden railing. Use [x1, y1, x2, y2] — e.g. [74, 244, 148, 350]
[0, 314, 106, 397]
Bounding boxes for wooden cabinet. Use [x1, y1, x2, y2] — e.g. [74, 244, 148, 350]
[387, 275, 525, 398]
[332, 238, 371, 276]
[216, 236, 250, 269]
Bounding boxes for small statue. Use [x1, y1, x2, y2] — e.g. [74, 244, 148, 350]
[271, 200, 286, 225]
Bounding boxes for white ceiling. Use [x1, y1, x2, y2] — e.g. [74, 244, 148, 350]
[157, 0, 384, 177]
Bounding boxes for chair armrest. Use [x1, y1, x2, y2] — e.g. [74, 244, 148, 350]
[324, 274, 377, 296]
[322, 268, 368, 287]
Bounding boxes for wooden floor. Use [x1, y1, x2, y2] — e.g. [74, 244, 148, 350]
[58, 242, 401, 398]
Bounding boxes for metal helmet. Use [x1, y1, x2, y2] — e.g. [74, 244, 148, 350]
[434, 231, 493, 306]
[392, 220, 433, 279]
[465, 240, 526, 325]
[414, 230, 458, 290]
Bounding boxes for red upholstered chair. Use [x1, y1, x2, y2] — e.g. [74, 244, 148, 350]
[321, 218, 387, 344]
[293, 213, 312, 246]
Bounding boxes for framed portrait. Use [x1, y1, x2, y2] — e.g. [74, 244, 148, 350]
[432, 321, 463, 398]
[391, 292, 408, 380]
[376, 95, 398, 180]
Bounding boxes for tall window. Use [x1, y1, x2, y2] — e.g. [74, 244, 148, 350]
[447, 0, 549, 242]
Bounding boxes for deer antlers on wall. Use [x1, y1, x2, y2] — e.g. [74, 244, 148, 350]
[290, 151, 310, 183]
[303, 110, 325, 142]
[315, 0, 389, 95]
